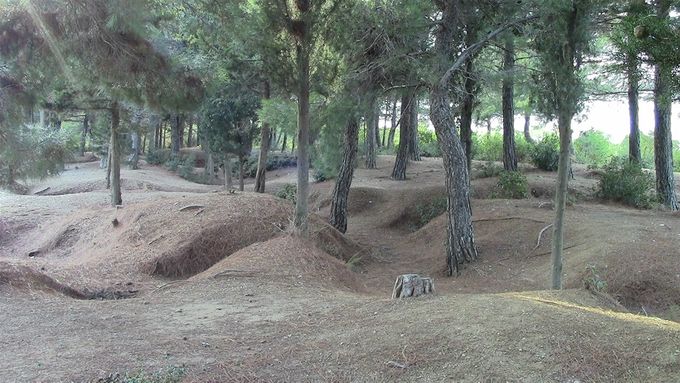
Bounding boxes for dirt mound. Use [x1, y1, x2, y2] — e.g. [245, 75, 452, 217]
[0, 263, 85, 298]
[347, 186, 389, 214]
[21, 192, 292, 289]
[309, 215, 365, 262]
[194, 235, 364, 292]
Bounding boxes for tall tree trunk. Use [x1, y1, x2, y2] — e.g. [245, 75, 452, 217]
[460, 59, 476, 173]
[523, 110, 534, 144]
[387, 97, 398, 150]
[238, 157, 245, 191]
[171, 115, 180, 157]
[431, 89, 478, 276]
[374, 103, 382, 149]
[408, 98, 421, 161]
[502, 35, 518, 171]
[391, 93, 414, 180]
[79, 114, 89, 157]
[486, 119, 492, 135]
[282, 133, 288, 152]
[329, 116, 360, 233]
[653, 0, 678, 210]
[294, 32, 312, 233]
[365, 99, 378, 169]
[178, 115, 185, 148]
[106, 141, 112, 189]
[130, 131, 140, 170]
[142, 133, 147, 155]
[254, 81, 272, 193]
[224, 156, 233, 190]
[291, 137, 296, 153]
[110, 102, 122, 206]
[381, 100, 388, 147]
[551, 111, 572, 289]
[187, 116, 194, 147]
[627, 53, 641, 164]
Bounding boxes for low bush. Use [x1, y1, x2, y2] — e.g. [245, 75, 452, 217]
[597, 158, 655, 209]
[146, 149, 171, 166]
[276, 183, 297, 204]
[418, 128, 441, 157]
[531, 133, 560, 171]
[492, 171, 528, 199]
[478, 161, 504, 178]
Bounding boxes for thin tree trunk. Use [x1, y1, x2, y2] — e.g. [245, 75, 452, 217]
[294, 32, 312, 233]
[387, 97, 398, 150]
[329, 116, 360, 233]
[627, 53, 641, 164]
[654, 61, 679, 210]
[551, 111, 572, 289]
[409, 98, 421, 161]
[282, 133, 288, 152]
[374, 103, 382, 149]
[365, 99, 378, 169]
[171, 114, 181, 157]
[130, 131, 140, 170]
[224, 156, 233, 190]
[291, 137, 296, 153]
[110, 102, 122, 206]
[523, 110, 533, 144]
[460, 59, 476, 173]
[106, 141, 112, 189]
[381, 100, 388, 147]
[486, 119, 492, 135]
[178, 114, 185, 148]
[391, 93, 414, 180]
[187, 116, 194, 147]
[239, 157, 245, 191]
[79, 114, 89, 157]
[502, 35, 518, 171]
[255, 81, 272, 193]
[142, 133, 147, 155]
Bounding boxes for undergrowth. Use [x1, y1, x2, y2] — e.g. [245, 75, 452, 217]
[412, 196, 447, 231]
[492, 171, 528, 199]
[96, 366, 186, 383]
[597, 158, 655, 209]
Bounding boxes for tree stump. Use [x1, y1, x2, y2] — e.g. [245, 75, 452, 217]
[391, 274, 434, 299]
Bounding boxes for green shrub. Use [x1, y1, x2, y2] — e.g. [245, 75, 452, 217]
[597, 158, 655, 209]
[478, 161, 503, 178]
[146, 149, 171, 165]
[276, 183, 297, 203]
[492, 171, 528, 199]
[413, 196, 447, 230]
[531, 133, 560, 171]
[583, 265, 607, 293]
[473, 132, 503, 162]
[514, 135, 534, 163]
[418, 127, 441, 157]
[574, 130, 616, 168]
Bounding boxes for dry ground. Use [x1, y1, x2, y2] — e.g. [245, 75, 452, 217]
[0, 155, 679, 382]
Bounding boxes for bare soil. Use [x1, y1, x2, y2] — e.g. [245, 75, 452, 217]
[1, 155, 679, 382]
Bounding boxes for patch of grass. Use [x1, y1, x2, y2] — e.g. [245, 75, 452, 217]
[492, 171, 528, 199]
[96, 366, 186, 383]
[597, 158, 655, 209]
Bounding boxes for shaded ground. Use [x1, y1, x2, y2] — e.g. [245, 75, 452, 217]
[1, 155, 679, 382]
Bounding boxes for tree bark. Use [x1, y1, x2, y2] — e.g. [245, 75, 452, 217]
[381, 100, 388, 147]
[130, 131, 140, 170]
[653, 0, 678, 211]
[365, 99, 378, 169]
[523, 110, 534, 144]
[110, 103, 122, 206]
[374, 103, 382, 149]
[551, 111, 572, 289]
[391, 93, 414, 180]
[238, 157, 245, 191]
[387, 97, 398, 150]
[224, 156, 233, 190]
[255, 81, 272, 193]
[460, 59, 476, 173]
[281, 133, 288, 152]
[79, 114, 89, 157]
[627, 52, 641, 164]
[329, 116, 359, 233]
[502, 35, 518, 171]
[294, 30, 312, 233]
[408, 98, 420, 161]
[171, 114, 181, 157]
[187, 116, 194, 147]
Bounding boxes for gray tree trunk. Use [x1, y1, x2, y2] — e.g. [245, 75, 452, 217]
[130, 131, 140, 170]
[523, 110, 534, 144]
[502, 35, 518, 171]
[110, 103, 122, 206]
[387, 97, 398, 150]
[238, 157, 245, 191]
[365, 99, 378, 169]
[171, 114, 181, 158]
[392, 274, 434, 299]
[224, 156, 233, 190]
[627, 53, 641, 165]
[408, 98, 420, 161]
[652, 0, 678, 210]
[79, 114, 89, 157]
[391, 93, 414, 180]
[460, 59, 476, 173]
[255, 81, 272, 193]
[294, 27, 312, 233]
[551, 111, 572, 289]
[329, 117, 359, 233]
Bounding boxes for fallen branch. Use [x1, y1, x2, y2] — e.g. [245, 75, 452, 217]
[386, 361, 408, 369]
[529, 243, 585, 258]
[532, 224, 554, 251]
[147, 234, 165, 245]
[178, 205, 205, 212]
[194, 208, 205, 216]
[33, 187, 51, 195]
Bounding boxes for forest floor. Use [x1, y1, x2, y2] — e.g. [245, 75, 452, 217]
[1, 155, 680, 382]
